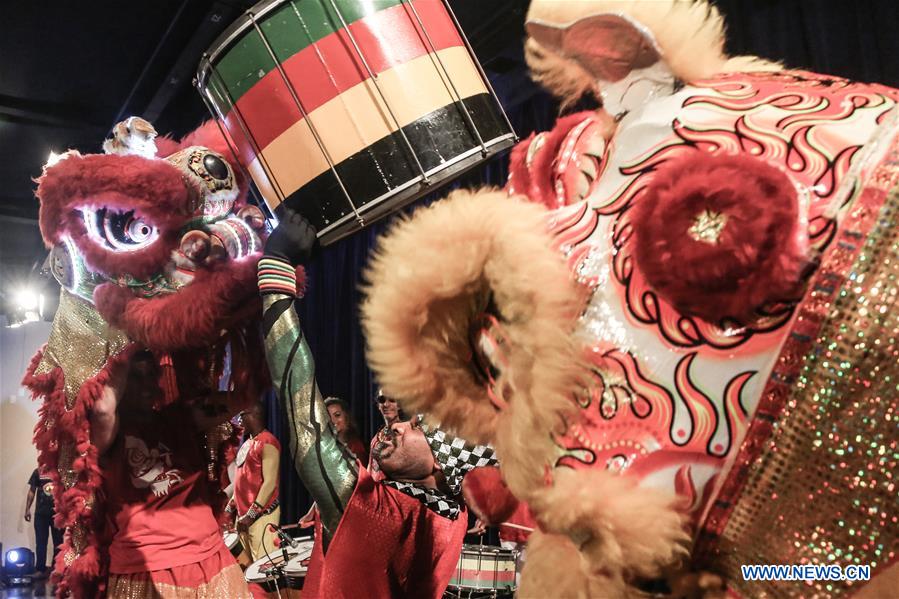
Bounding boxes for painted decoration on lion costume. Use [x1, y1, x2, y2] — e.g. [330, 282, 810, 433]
[363, 1, 899, 596]
[23, 118, 270, 596]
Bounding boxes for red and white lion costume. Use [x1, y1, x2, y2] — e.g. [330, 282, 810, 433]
[362, 1, 899, 596]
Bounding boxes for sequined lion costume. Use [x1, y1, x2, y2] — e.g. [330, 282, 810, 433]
[23, 117, 270, 597]
[362, 1, 899, 596]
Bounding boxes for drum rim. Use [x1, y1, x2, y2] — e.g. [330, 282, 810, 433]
[196, 0, 287, 88]
[314, 132, 515, 243]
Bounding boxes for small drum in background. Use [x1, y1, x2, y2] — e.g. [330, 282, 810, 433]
[446, 544, 518, 597]
[223, 530, 243, 558]
[283, 539, 315, 596]
[196, 0, 516, 245]
[245, 545, 300, 595]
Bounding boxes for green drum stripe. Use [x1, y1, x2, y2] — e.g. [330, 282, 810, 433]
[214, 0, 404, 103]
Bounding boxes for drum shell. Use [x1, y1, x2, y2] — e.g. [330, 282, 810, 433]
[223, 530, 243, 559]
[197, 0, 515, 245]
[448, 544, 518, 591]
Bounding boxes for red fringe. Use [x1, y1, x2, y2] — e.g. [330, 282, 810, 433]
[25, 344, 138, 598]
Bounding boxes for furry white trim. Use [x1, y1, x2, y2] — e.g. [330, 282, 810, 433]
[525, 0, 781, 104]
[524, 468, 690, 593]
[519, 530, 635, 598]
[361, 188, 586, 494]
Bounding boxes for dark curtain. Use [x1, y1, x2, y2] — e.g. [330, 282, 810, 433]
[267, 0, 899, 524]
[266, 88, 559, 523]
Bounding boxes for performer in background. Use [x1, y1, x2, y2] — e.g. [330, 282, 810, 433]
[324, 396, 369, 464]
[258, 209, 496, 598]
[226, 401, 281, 563]
[92, 351, 252, 598]
[24, 467, 63, 577]
[368, 389, 406, 480]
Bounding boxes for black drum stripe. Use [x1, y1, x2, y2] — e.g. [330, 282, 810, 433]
[280, 92, 514, 242]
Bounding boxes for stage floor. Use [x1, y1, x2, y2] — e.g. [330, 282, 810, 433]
[0, 579, 53, 598]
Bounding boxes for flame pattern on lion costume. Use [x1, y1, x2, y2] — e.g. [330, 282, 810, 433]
[363, 1, 899, 596]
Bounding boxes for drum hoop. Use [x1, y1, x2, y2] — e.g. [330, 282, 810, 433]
[316, 133, 515, 241]
[196, 0, 286, 89]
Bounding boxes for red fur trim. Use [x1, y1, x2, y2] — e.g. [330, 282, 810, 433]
[36, 153, 189, 280]
[505, 111, 600, 209]
[631, 152, 807, 324]
[25, 345, 138, 598]
[295, 265, 308, 298]
[93, 256, 262, 350]
[461, 467, 520, 525]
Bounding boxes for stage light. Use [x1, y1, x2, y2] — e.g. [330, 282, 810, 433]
[5, 287, 44, 328]
[14, 288, 39, 312]
[2, 546, 35, 584]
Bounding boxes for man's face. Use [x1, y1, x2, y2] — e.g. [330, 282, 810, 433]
[373, 421, 436, 481]
[240, 406, 264, 433]
[327, 404, 348, 434]
[377, 396, 398, 422]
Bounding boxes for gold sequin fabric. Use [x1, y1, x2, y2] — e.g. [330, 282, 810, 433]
[106, 563, 252, 599]
[34, 289, 131, 406]
[698, 150, 899, 596]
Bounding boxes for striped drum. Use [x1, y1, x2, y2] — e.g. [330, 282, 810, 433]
[196, 0, 515, 244]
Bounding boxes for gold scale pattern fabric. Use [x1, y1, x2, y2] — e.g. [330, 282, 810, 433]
[34, 290, 132, 564]
[106, 562, 252, 599]
[704, 182, 899, 596]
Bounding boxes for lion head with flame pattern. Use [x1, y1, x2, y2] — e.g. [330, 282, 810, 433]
[363, 1, 899, 597]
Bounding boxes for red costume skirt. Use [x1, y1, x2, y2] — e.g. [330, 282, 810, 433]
[106, 546, 251, 598]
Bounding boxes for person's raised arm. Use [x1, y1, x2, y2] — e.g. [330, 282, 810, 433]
[258, 209, 356, 543]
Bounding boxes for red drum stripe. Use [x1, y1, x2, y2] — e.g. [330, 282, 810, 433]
[225, 0, 463, 162]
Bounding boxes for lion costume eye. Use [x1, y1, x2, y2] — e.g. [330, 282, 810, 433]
[202, 153, 229, 180]
[82, 207, 159, 251]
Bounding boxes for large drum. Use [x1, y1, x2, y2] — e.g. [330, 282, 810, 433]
[196, 0, 516, 244]
[446, 544, 518, 597]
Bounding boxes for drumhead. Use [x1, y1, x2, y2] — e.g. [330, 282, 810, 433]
[283, 539, 315, 576]
[245, 546, 300, 583]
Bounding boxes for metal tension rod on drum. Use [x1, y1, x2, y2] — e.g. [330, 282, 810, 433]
[440, 0, 517, 143]
[201, 56, 291, 210]
[196, 76, 273, 218]
[326, 0, 431, 185]
[402, 0, 488, 157]
[248, 10, 366, 227]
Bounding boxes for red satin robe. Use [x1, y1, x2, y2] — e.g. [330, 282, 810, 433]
[302, 466, 467, 598]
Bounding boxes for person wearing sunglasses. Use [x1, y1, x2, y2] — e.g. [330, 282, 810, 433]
[368, 389, 406, 479]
